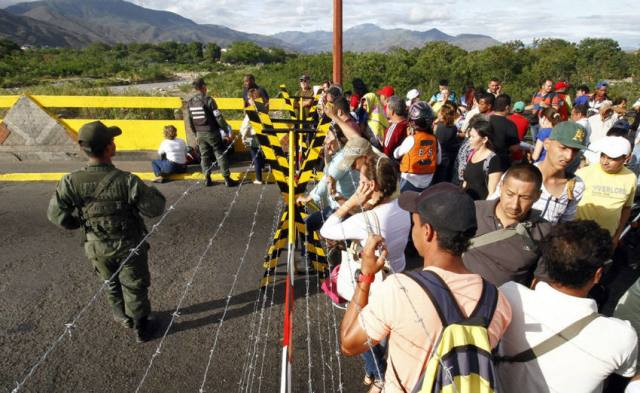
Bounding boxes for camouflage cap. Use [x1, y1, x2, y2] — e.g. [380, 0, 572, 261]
[549, 121, 587, 150]
[78, 121, 122, 153]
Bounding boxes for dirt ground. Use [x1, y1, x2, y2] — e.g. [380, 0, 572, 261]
[0, 178, 362, 393]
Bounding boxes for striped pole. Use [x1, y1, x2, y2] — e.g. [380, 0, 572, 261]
[280, 123, 296, 393]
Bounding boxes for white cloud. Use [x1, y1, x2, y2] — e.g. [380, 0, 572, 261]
[408, 6, 448, 25]
[1, 0, 639, 48]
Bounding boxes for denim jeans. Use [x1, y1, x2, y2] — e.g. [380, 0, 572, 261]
[301, 206, 334, 257]
[151, 159, 186, 177]
[362, 340, 387, 381]
[250, 147, 265, 181]
[400, 178, 427, 193]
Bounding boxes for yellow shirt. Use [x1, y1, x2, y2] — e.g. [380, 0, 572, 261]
[576, 164, 637, 235]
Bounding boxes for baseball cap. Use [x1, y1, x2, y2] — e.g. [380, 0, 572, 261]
[549, 121, 587, 150]
[599, 136, 631, 158]
[398, 182, 477, 234]
[77, 121, 122, 153]
[596, 80, 609, 89]
[610, 118, 631, 132]
[554, 81, 570, 92]
[377, 85, 395, 97]
[405, 88, 420, 105]
[336, 136, 373, 172]
[513, 101, 525, 113]
[299, 74, 310, 81]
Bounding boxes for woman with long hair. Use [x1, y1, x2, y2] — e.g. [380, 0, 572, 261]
[462, 119, 503, 200]
[320, 154, 411, 392]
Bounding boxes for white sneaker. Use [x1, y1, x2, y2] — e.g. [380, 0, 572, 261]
[253, 180, 263, 185]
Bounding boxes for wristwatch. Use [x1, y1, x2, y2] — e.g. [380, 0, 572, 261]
[354, 268, 375, 284]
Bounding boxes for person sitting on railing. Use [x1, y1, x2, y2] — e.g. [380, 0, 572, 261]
[151, 125, 187, 184]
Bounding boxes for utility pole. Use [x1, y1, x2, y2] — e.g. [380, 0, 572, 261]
[333, 0, 343, 85]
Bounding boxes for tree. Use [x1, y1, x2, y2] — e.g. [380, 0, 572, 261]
[575, 38, 629, 82]
[0, 39, 20, 57]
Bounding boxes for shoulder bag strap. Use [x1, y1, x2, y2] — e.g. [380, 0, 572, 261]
[468, 228, 518, 250]
[496, 313, 600, 363]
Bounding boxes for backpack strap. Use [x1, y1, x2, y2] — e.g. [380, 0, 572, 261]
[467, 279, 499, 328]
[404, 270, 465, 326]
[496, 313, 600, 363]
[566, 177, 577, 201]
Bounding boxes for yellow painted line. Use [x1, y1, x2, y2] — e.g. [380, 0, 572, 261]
[0, 171, 275, 182]
[61, 119, 186, 151]
[0, 95, 19, 108]
[31, 96, 183, 109]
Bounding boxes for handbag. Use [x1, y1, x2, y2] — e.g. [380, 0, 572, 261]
[336, 210, 387, 301]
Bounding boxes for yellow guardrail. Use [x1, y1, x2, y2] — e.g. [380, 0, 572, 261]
[0, 95, 295, 151]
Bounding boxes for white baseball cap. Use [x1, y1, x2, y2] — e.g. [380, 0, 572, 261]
[598, 136, 631, 158]
[406, 88, 420, 106]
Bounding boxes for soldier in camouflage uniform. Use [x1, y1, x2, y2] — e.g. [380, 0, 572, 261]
[187, 78, 238, 187]
[47, 121, 166, 343]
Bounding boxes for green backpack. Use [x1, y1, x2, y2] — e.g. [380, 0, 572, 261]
[402, 270, 499, 393]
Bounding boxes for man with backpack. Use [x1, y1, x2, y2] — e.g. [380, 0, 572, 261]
[464, 163, 552, 287]
[496, 220, 637, 393]
[187, 78, 238, 187]
[339, 183, 512, 393]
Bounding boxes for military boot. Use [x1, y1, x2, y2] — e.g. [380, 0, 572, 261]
[134, 316, 156, 343]
[111, 305, 133, 329]
[205, 174, 214, 187]
[224, 176, 239, 187]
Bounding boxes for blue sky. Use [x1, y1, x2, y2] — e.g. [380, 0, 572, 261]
[2, 0, 639, 48]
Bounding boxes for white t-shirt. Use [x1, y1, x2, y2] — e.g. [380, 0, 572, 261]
[497, 281, 637, 393]
[320, 199, 411, 272]
[158, 138, 187, 164]
[588, 113, 619, 145]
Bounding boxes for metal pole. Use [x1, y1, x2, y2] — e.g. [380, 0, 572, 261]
[332, 0, 343, 85]
[280, 124, 296, 393]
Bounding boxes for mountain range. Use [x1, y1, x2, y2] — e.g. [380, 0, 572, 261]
[0, 0, 500, 52]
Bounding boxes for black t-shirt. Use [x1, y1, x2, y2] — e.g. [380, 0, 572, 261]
[463, 153, 501, 200]
[489, 115, 519, 170]
[435, 124, 461, 164]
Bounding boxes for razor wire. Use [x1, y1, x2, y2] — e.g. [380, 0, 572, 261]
[197, 166, 273, 393]
[233, 203, 281, 392]
[313, 186, 344, 393]
[7, 143, 242, 393]
[240, 201, 285, 393]
[133, 147, 255, 393]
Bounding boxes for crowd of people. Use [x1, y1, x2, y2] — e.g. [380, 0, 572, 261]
[291, 76, 640, 393]
[45, 70, 640, 389]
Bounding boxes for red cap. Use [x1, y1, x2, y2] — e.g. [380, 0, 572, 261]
[377, 85, 395, 97]
[555, 81, 570, 92]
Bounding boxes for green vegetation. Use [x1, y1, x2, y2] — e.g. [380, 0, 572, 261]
[1, 38, 638, 104]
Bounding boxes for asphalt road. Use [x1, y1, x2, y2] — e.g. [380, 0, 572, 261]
[2, 170, 639, 393]
[0, 178, 362, 393]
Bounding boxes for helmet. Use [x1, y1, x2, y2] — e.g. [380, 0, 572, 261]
[408, 101, 435, 130]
